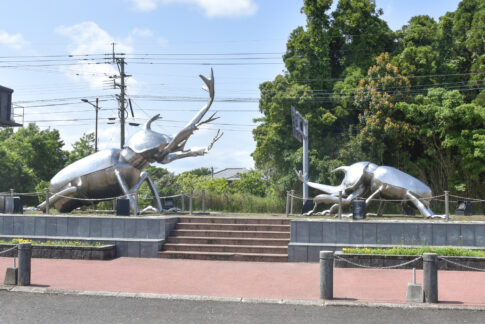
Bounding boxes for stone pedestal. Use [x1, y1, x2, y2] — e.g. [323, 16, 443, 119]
[3, 267, 17, 285]
[406, 283, 423, 303]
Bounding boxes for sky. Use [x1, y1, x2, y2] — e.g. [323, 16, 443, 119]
[0, 0, 462, 174]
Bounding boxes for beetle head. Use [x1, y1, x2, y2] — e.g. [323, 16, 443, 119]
[333, 161, 374, 189]
[126, 114, 172, 155]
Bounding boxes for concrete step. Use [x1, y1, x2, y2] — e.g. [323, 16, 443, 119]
[170, 229, 290, 239]
[176, 223, 290, 232]
[163, 243, 288, 254]
[157, 250, 288, 262]
[166, 236, 290, 246]
[161, 216, 291, 262]
[178, 217, 290, 225]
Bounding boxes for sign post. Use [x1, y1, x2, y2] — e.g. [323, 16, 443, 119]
[291, 106, 309, 202]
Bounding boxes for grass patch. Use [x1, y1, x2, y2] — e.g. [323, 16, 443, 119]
[0, 238, 104, 247]
[342, 246, 485, 257]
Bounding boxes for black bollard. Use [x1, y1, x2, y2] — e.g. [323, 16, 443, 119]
[18, 242, 32, 286]
[320, 251, 334, 299]
[423, 253, 438, 303]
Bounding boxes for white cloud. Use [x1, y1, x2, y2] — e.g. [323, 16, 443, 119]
[130, 27, 154, 38]
[56, 22, 136, 90]
[130, 0, 159, 11]
[0, 30, 29, 50]
[129, 0, 258, 18]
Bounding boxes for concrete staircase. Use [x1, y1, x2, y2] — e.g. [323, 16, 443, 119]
[158, 216, 290, 262]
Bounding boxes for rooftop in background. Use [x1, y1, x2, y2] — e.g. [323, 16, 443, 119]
[211, 168, 249, 181]
[0, 85, 21, 127]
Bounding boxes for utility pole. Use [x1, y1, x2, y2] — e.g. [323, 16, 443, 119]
[111, 43, 129, 149]
[80, 97, 100, 152]
[95, 97, 99, 152]
[119, 58, 126, 148]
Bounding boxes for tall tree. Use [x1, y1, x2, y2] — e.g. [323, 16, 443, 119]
[1, 124, 67, 183]
[331, 0, 394, 75]
[397, 88, 485, 195]
[353, 53, 414, 167]
[67, 132, 95, 165]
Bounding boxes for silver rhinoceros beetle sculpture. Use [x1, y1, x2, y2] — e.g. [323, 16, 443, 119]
[296, 161, 440, 218]
[39, 69, 222, 214]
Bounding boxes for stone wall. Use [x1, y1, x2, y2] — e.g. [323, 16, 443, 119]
[289, 219, 485, 262]
[333, 252, 485, 271]
[0, 243, 116, 260]
[0, 215, 179, 257]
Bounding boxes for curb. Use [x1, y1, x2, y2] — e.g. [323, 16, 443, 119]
[1, 285, 485, 311]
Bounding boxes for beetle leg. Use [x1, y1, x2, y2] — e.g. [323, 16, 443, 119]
[313, 185, 365, 216]
[405, 191, 436, 218]
[115, 169, 139, 215]
[142, 174, 162, 212]
[303, 194, 328, 215]
[37, 186, 78, 211]
[124, 172, 162, 213]
[376, 201, 386, 217]
[365, 185, 383, 205]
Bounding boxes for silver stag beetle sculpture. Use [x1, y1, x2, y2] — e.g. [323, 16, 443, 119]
[39, 68, 222, 214]
[296, 161, 440, 218]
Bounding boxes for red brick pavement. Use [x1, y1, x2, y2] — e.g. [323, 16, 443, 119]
[1, 257, 484, 306]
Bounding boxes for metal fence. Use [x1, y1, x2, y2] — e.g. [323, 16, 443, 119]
[0, 188, 205, 216]
[285, 190, 485, 219]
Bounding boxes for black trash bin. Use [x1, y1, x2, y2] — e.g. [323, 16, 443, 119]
[352, 200, 366, 220]
[116, 198, 130, 216]
[163, 197, 175, 209]
[5, 196, 23, 214]
[455, 201, 471, 216]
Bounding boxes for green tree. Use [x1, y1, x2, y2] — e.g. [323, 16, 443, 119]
[284, 0, 333, 88]
[67, 132, 95, 165]
[0, 124, 67, 204]
[353, 53, 414, 167]
[252, 0, 485, 200]
[398, 88, 485, 195]
[232, 170, 268, 197]
[0, 124, 67, 185]
[331, 0, 394, 74]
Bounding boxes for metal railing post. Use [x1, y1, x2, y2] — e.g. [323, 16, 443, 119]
[286, 191, 290, 217]
[338, 191, 343, 219]
[201, 189, 206, 213]
[45, 188, 50, 215]
[189, 189, 193, 215]
[444, 191, 449, 221]
[423, 253, 438, 303]
[181, 192, 185, 212]
[290, 190, 295, 215]
[18, 243, 32, 286]
[320, 251, 334, 299]
[134, 191, 139, 216]
[10, 189, 14, 197]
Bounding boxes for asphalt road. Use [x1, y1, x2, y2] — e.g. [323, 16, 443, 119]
[1, 291, 484, 324]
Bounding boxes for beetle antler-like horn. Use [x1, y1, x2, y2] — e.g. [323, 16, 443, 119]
[332, 166, 349, 174]
[163, 69, 215, 154]
[144, 114, 161, 130]
[185, 68, 215, 127]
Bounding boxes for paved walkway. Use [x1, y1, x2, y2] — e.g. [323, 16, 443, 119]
[1, 257, 485, 307]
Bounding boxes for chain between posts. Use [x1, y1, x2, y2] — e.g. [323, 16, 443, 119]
[0, 245, 18, 256]
[438, 256, 485, 272]
[334, 254, 423, 269]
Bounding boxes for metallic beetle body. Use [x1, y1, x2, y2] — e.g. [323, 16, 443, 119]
[39, 69, 222, 213]
[297, 161, 436, 218]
